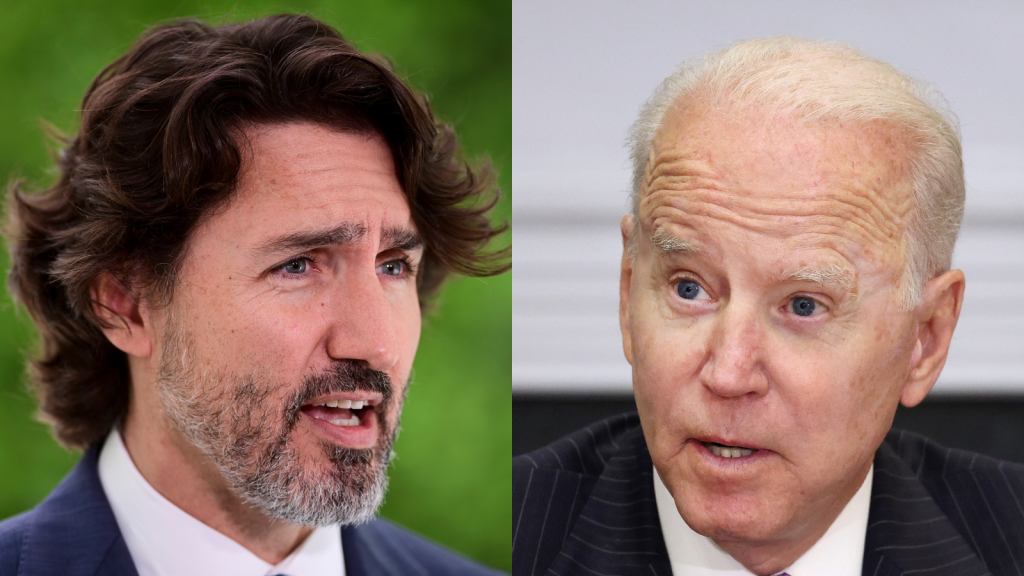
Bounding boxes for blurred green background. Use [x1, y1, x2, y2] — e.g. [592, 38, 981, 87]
[0, 0, 510, 572]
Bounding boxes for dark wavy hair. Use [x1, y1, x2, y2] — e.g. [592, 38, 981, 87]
[5, 14, 509, 450]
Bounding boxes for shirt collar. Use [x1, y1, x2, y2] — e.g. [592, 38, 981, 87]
[654, 462, 872, 576]
[97, 427, 345, 576]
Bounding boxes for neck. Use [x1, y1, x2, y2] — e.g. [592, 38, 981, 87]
[120, 397, 311, 564]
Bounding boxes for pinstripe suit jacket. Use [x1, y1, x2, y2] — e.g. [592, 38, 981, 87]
[512, 412, 1024, 576]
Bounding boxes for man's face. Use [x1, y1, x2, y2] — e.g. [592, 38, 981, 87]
[621, 104, 921, 550]
[152, 122, 422, 525]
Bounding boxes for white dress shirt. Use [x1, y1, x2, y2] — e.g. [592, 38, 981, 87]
[98, 428, 345, 576]
[654, 464, 873, 576]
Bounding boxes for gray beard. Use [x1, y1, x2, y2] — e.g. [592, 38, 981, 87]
[154, 322, 401, 526]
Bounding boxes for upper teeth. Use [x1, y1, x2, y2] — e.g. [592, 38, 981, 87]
[313, 399, 368, 409]
[704, 442, 756, 458]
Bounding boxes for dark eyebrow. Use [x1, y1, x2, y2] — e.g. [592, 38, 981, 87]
[381, 226, 424, 252]
[255, 222, 367, 255]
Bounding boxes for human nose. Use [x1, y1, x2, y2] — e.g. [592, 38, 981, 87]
[698, 304, 769, 398]
[325, 268, 400, 372]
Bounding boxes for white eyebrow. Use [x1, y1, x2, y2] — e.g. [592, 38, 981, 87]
[651, 227, 698, 254]
[787, 264, 857, 292]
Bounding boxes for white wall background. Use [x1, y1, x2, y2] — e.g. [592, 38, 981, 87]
[513, 1, 1024, 396]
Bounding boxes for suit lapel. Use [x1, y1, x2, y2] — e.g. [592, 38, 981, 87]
[340, 526, 373, 576]
[340, 522, 424, 576]
[19, 444, 139, 576]
[542, 424, 672, 576]
[862, 441, 991, 576]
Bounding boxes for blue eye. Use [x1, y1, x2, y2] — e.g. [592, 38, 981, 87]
[379, 260, 406, 277]
[791, 297, 817, 317]
[282, 259, 307, 274]
[676, 280, 706, 300]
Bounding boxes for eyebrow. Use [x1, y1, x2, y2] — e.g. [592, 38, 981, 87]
[651, 227, 698, 254]
[256, 222, 368, 255]
[254, 222, 424, 256]
[381, 226, 424, 252]
[786, 263, 857, 292]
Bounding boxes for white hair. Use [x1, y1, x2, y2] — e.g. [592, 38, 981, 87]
[627, 37, 964, 309]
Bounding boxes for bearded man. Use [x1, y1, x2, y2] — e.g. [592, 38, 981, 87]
[513, 38, 1024, 575]
[0, 14, 507, 576]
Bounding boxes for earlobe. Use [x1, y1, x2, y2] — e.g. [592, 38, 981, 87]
[620, 215, 635, 365]
[91, 273, 154, 358]
[900, 269, 966, 408]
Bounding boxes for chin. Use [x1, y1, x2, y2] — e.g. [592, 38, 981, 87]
[675, 485, 792, 544]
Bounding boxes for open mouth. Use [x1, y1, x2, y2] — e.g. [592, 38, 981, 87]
[702, 441, 759, 458]
[300, 397, 380, 428]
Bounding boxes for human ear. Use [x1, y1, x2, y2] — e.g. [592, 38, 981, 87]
[900, 269, 966, 407]
[619, 215, 636, 365]
[90, 273, 155, 359]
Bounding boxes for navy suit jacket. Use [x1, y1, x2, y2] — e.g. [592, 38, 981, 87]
[0, 444, 505, 576]
[512, 412, 1024, 576]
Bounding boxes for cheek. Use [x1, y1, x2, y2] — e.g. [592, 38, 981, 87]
[849, 342, 911, 435]
[186, 289, 322, 373]
[774, 330, 909, 456]
[629, 296, 711, 448]
[394, 300, 421, 374]
[630, 285, 708, 380]
[235, 308, 316, 376]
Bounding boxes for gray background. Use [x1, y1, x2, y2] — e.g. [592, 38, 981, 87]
[513, 0, 1024, 396]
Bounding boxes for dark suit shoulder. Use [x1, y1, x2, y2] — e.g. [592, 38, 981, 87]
[0, 510, 30, 573]
[0, 445, 137, 576]
[882, 428, 1024, 572]
[512, 413, 668, 576]
[885, 427, 1024, 478]
[512, 411, 642, 476]
[343, 517, 506, 575]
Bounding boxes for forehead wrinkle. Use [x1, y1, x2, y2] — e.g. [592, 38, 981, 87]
[644, 147, 909, 228]
[642, 148, 908, 242]
[643, 108, 916, 252]
[644, 149, 722, 198]
[644, 182, 907, 254]
[644, 198, 906, 291]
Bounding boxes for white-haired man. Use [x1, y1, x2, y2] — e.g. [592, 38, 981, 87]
[513, 38, 1024, 576]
